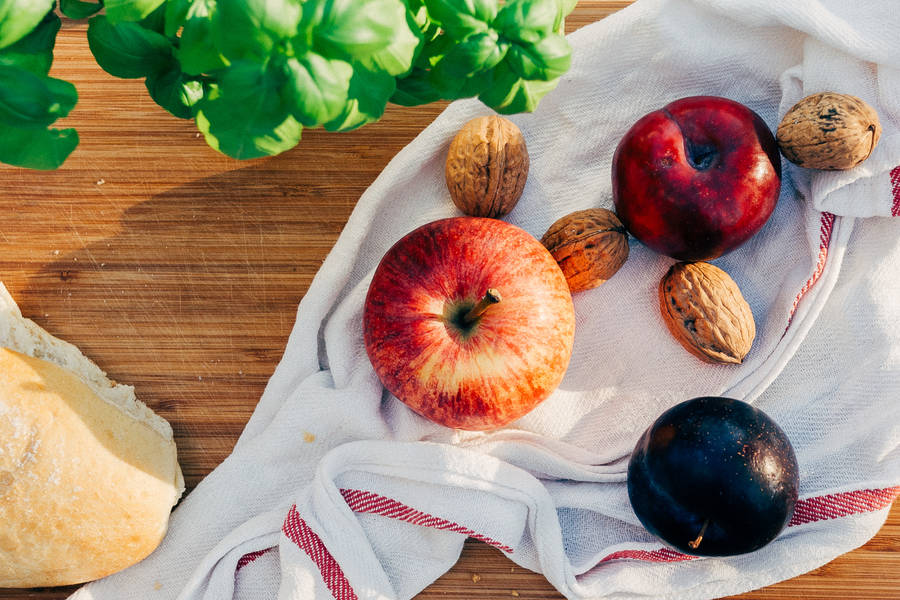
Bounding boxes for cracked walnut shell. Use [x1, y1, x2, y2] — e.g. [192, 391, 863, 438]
[445, 115, 529, 218]
[776, 92, 881, 170]
[541, 208, 629, 293]
[659, 262, 755, 365]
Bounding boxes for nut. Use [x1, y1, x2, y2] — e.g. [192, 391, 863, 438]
[541, 208, 629, 293]
[776, 92, 881, 170]
[445, 115, 529, 218]
[659, 262, 755, 364]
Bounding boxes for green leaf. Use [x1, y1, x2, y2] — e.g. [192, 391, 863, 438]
[352, 1, 421, 77]
[87, 15, 174, 79]
[405, 0, 425, 13]
[420, 31, 503, 99]
[430, 68, 491, 99]
[194, 62, 302, 159]
[413, 31, 454, 69]
[139, 3, 168, 33]
[408, 0, 429, 30]
[391, 68, 441, 106]
[104, 0, 166, 24]
[59, 0, 103, 19]
[311, 0, 395, 62]
[177, 0, 229, 75]
[0, 124, 78, 170]
[459, 71, 495, 97]
[145, 63, 203, 118]
[281, 52, 352, 127]
[478, 60, 558, 113]
[494, 0, 558, 45]
[0, 65, 77, 129]
[164, 0, 192, 36]
[323, 65, 394, 132]
[423, 0, 496, 39]
[0, 10, 60, 75]
[394, 24, 508, 103]
[0, 0, 54, 49]
[431, 30, 505, 80]
[554, 0, 577, 32]
[213, 0, 301, 62]
[505, 34, 570, 81]
[423, 20, 443, 44]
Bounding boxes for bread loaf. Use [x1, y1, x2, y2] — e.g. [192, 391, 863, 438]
[0, 283, 183, 588]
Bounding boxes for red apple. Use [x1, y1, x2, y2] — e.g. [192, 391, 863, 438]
[612, 96, 782, 261]
[363, 217, 575, 430]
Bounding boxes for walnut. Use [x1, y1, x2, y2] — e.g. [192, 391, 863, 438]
[445, 115, 529, 218]
[776, 92, 881, 170]
[541, 208, 629, 293]
[659, 262, 755, 365]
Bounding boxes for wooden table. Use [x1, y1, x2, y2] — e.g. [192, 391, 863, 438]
[1, 2, 896, 598]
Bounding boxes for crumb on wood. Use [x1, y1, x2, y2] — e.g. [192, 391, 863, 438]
[96, 178, 105, 185]
[511, 591, 519, 597]
[471, 574, 481, 583]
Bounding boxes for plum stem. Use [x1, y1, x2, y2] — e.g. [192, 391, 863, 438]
[464, 289, 502, 323]
[688, 519, 710, 550]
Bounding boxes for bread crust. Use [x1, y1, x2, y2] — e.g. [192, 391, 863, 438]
[0, 284, 183, 587]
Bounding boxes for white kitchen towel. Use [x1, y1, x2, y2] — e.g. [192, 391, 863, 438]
[71, 0, 900, 599]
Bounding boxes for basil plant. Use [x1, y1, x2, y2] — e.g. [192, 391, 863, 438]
[0, 0, 576, 166]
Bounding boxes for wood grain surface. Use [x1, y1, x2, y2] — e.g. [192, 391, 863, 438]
[1, 2, 897, 599]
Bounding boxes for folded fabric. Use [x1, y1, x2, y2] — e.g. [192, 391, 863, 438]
[72, 1, 900, 599]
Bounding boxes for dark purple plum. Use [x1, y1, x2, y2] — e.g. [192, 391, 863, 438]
[627, 396, 799, 556]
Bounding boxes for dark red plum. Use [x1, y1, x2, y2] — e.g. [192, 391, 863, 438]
[627, 396, 799, 556]
[612, 96, 781, 261]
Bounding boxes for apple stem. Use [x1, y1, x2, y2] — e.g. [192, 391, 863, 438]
[464, 288, 502, 323]
[688, 519, 710, 550]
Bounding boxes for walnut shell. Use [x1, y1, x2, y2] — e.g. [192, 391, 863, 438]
[659, 262, 755, 365]
[541, 208, 629, 293]
[776, 92, 881, 170]
[445, 115, 529, 218]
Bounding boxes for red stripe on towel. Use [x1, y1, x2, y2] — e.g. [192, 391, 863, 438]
[599, 547, 696, 564]
[340, 488, 515, 553]
[789, 486, 900, 526]
[785, 212, 836, 331]
[278, 485, 896, 592]
[236, 548, 273, 571]
[599, 486, 899, 564]
[283, 505, 359, 600]
[890, 166, 900, 217]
